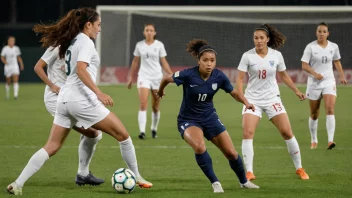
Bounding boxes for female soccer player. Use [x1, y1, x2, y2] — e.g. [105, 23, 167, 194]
[301, 22, 347, 150]
[157, 39, 259, 193]
[1, 36, 24, 99]
[236, 24, 309, 181]
[127, 23, 173, 139]
[6, 7, 151, 195]
[34, 46, 104, 186]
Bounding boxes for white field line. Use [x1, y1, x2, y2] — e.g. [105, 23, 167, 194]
[1, 145, 352, 150]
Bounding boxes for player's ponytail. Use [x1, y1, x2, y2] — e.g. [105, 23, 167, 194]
[255, 24, 286, 50]
[33, 7, 99, 59]
[186, 39, 217, 59]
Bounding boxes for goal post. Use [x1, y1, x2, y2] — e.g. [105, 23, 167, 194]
[96, 6, 352, 85]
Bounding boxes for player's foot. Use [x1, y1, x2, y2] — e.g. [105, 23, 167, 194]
[136, 176, 152, 188]
[138, 132, 146, 139]
[296, 168, 309, 180]
[75, 171, 104, 186]
[310, 142, 317, 149]
[246, 171, 256, 180]
[5, 182, 22, 195]
[327, 142, 336, 150]
[14, 96, 18, 100]
[240, 180, 260, 189]
[211, 181, 224, 193]
[152, 130, 158, 138]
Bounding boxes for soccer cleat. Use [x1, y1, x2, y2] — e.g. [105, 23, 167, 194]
[246, 171, 256, 180]
[6, 182, 22, 195]
[152, 130, 158, 138]
[296, 168, 309, 180]
[136, 176, 153, 188]
[138, 132, 146, 140]
[211, 181, 224, 193]
[75, 171, 105, 186]
[310, 142, 318, 149]
[240, 180, 260, 189]
[327, 142, 336, 150]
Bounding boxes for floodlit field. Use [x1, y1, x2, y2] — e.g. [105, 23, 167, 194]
[1, 84, 351, 197]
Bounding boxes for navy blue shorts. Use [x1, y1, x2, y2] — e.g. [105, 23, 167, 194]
[177, 118, 226, 141]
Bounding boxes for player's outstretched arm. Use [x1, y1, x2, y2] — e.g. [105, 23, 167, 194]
[160, 57, 173, 75]
[229, 89, 255, 112]
[18, 56, 24, 71]
[34, 59, 60, 94]
[278, 71, 305, 101]
[333, 60, 347, 84]
[157, 73, 174, 98]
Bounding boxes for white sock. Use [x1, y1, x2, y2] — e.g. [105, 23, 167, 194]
[242, 139, 254, 173]
[285, 137, 302, 170]
[77, 131, 102, 176]
[138, 110, 147, 133]
[119, 137, 140, 177]
[326, 115, 335, 142]
[151, 111, 160, 131]
[309, 117, 318, 143]
[5, 84, 10, 98]
[14, 82, 19, 97]
[15, 148, 49, 188]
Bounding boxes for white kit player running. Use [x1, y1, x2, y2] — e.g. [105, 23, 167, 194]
[6, 8, 152, 196]
[301, 22, 347, 150]
[1, 36, 24, 99]
[127, 23, 173, 139]
[33, 46, 104, 186]
[236, 24, 309, 181]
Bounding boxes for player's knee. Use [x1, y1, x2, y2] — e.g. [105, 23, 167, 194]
[151, 106, 159, 112]
[326, 107, 334, 115]
[44, 143, 62, 157]
[139, 102, 148, 111]
[280, 130, 293, 140]
[193, 142, 206, 154]
[310, 111, 320, 120]
[224, 150, 238, 160]
[243, 129, 255, 139]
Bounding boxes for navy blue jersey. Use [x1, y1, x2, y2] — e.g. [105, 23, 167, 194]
[172, 66, 234, 122]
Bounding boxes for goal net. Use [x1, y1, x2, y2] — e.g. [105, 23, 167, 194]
[96, 6, 352, 85]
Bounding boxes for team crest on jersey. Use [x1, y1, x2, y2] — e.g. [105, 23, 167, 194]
[212, 83, 217, 90]
[269, 61, 275, 67]
[330, 50, 333, 55]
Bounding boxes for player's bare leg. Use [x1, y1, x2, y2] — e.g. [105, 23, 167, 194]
[271, 113, 309, 180]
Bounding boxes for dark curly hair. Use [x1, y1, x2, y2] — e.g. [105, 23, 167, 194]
[255, 24, 286, 50]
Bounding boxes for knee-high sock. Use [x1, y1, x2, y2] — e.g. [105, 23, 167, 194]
[195, 150, 218, 184]
[138, 111, 147, 133]
[229, 155, 247, 184]
[326, 115, 335, 142]
[14, 82, 19, 97]
[242, 139, 254, 173]
[309, 117, 318, 143]
[15, 148, 49, 188]
[119, 137, 140, 177]
[77, 131, 102, 176]
[151, 111, 160, 131]
[285, 136, 302, 170]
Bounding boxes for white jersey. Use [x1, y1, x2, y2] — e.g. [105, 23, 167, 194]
[301, 40, 340, 88]
[238, 47, 286, 105]
[133, 39, 167, 80]
[1, 45, 21, 67]
[58, 33, 100, 102]
[41, 46, 66, 102]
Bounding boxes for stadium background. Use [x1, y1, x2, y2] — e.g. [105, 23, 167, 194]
[0, 0, 351, 83]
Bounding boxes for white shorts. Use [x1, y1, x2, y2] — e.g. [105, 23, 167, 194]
[137, 77, 161, 90]
[306, 84, 337, 100]
[4, 65, 20, 77]
[53, 100, 110, 129]
[242, 99, 287, 120]
[45, 100, 85, 128]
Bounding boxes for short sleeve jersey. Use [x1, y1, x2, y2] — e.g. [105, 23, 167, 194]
[133, 40, 167, 80]
[1, 45, 21, 67]
[41, 46, 66, 102]
[301, 40, 340, 87]
[238, 48, 286, 105]
[172, 66, 233, 122]
[58, 33, 100, 102]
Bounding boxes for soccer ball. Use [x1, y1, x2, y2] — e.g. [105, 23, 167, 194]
[111, 168, 137, 194]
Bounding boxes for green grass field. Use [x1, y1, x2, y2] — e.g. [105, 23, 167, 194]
[1, 84, 351, 198]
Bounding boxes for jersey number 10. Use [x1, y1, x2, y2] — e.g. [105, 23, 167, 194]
[198, 94, 207, 101]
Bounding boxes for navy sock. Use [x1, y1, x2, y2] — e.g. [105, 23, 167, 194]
[195, 150, 218, 183]
[229, 155, 247, 184]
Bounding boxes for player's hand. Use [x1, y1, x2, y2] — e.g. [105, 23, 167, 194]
[97, 92, 114, 107]
[126, 77, 132, 89]
[314, 73, 323, 80]
[245, 103, 255, 112]
[49, 84, 61, 95]
[295, 91, 306, 101]
[20, 65, 24, 71]
[156, 90, 165, 98]
[340, 77, 347, 85]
